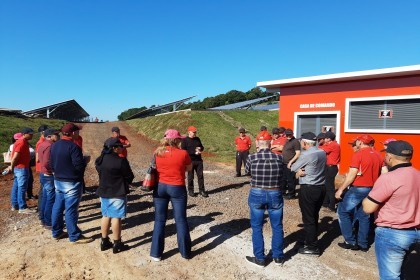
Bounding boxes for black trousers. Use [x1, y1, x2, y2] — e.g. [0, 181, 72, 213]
[281, 164, 297, 195]
[187, 161, 205, 192]
[323, 165, 338, 209]
[235, 150, 249, 176]
[299, 184, 326, 247]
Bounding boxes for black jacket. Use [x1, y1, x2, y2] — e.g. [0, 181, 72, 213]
[95, 152, 134, 198]
[181, 136, 204, 161]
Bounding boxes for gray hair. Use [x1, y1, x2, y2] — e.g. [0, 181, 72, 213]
[301, 139, 316, 146]
[258, 140, 271, 149]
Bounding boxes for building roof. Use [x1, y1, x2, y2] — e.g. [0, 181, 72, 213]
[23, 99, 89, 121]
[257, 65, 420, 89]
[208, 95, 276, 110]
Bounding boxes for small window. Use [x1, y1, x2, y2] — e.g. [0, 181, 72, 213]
[346, 96, 420, 133]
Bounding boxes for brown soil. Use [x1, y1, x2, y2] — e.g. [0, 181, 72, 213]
[0, 122, 418, 279]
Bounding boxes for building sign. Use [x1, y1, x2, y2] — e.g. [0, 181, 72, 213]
[379, 109, 393, 118]
[299, 102, 336, 109]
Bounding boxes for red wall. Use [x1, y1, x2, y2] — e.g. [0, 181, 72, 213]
[277, 75, 420, 173]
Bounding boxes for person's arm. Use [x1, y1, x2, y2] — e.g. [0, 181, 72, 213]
[121, 158, 134, 184]
[335, 168, 358, 200]
[271, 144, 284, 152]
[362, 197, 380, 214]
[287, 150, 301, 169]
[123, 139, 131, 149]
[186, 164, 192, 172]
[7, 152, 20, 172]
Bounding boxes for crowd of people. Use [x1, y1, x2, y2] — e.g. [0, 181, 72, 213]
[4, 122, 419, 279]
[236, 126, 419, 279]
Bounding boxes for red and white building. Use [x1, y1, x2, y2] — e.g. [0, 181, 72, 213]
[257, 65, 420, 173]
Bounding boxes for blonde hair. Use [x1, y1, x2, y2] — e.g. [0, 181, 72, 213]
[154, 138, 182, 157]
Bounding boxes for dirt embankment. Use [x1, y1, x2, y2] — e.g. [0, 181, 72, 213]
[0, 122, 417, 279]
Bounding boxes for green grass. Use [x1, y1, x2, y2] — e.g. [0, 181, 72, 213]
[0, 116, 66, 153]
[127, 110, 279, 163]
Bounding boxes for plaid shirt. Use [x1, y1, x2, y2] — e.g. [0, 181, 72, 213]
[245, 149, 284, 188]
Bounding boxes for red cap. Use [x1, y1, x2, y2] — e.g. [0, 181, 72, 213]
[61, 123, 80, 134]
[187, 126, 197, 132]
[381, 138, 397, 145]
[257, 131, 272, 140]
[356, 134, 374, 144]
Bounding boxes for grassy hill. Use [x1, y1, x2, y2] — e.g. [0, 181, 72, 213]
[0, 116, 66, 154]
[127, 110, 279, 163]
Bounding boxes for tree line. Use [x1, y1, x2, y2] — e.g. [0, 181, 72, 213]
[117, 87, 278, 121]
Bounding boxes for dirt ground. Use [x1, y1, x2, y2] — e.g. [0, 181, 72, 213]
[0, 122, 418, 280]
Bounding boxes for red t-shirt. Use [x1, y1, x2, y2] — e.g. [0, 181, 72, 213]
[320, 140, 341, 165]
[350, 147, 382, 187]
[369, 165, 420, 229]
[115, 135, 129, 158]
[35, 136, 45, 172]
[235, 135, 251, 151]
[12, 139, 31, 168]
[156, 147, 192, 186]
[271, 136, 287, 155]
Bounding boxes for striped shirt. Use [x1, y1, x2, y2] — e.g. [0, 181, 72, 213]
[245, 149, 283, 188]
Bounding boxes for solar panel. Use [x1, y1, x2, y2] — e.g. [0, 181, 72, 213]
[23, 99, 89, 121]
[208, 95, 276, 110]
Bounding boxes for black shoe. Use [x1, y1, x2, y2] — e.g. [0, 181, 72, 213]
[234, 174, 241, 177]
[273, 257, 285, 266]
[359, 246, 369, 252]
[101, 237, 113, 251]
[298, 246, 320, 256]
[284, 193, 296, 200]
[338, 242, 359, 250]
[245, 256, 266, 268]
[199, 191, 209, 198]
[113, 239, 129, 254]
[188, 191, 197, 197]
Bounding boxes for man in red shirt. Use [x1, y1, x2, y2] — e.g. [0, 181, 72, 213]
[255, 126, 268, 152]
[38, 128, 60, 229]
[7, 127, 36, 214]
[111, 127, 131, 158]
[335, 134, 382, 251]
[380, 138, 396, 174]
[36, 125, 48, 217]
[234, 127, 251, 177]
[271, 127, 287, 155]
[362, 140, 419, 279]
[320, 131, 341, 212]
[35, 125, 49, 173]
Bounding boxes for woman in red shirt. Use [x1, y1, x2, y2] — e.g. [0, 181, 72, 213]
[150, 129, 192, 262]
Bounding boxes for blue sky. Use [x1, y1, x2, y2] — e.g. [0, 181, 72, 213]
[1, 0, 420, 121]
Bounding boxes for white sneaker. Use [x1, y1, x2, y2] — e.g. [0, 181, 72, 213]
[18, 208, 36, 214]
[151, 256, 161, 262]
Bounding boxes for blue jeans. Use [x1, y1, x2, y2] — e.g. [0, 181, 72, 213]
[248, 188, 284, 260]
[151, 183, 191, 258]
[375, 227, 420, 280]
[40, 174, 55, 226]
[52, 180, 83, 241]
[10, 167, 29, 209]
[337, 186, 372, 248]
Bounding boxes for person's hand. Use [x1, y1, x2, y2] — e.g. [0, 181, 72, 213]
[335, 189, 344, 200]
[287, 162, 292, 169]
[296, 168, 306, 177]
